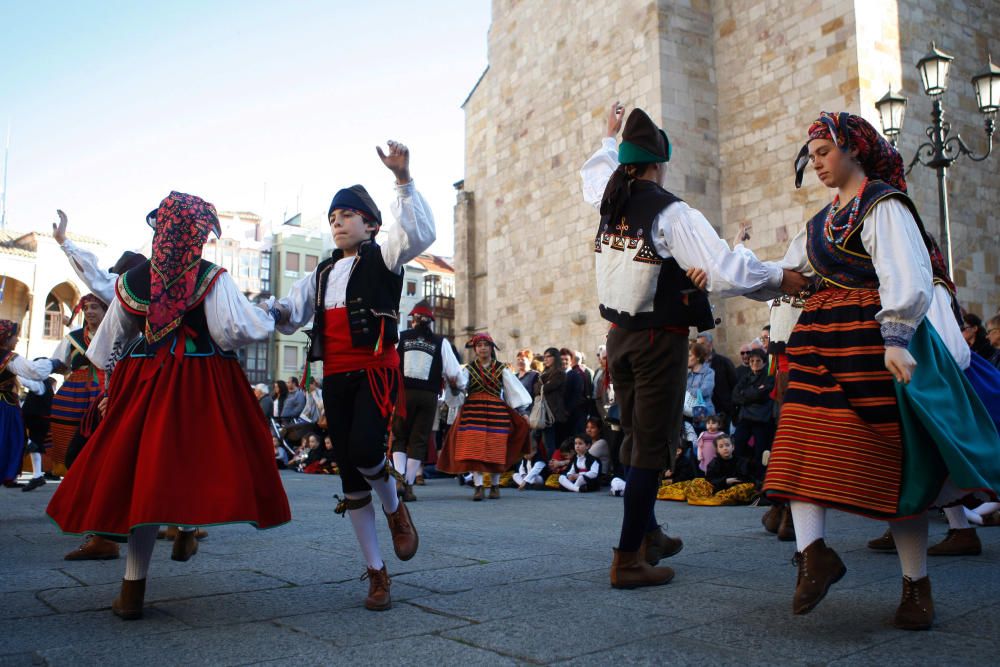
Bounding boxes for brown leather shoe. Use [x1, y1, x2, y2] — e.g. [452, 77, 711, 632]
[363, 565, 391, 611]
[64, 535, 120, 561]
[157, 526, 178, 540]
[927, 528, 981, 556]
[610, 548, 675, 589]
[414, 474, 425, 486]
[777, 505, 796, 542]
[171, 530, 199, 562]
[867, 528, 896, 552]
[489, 485, 501, 500]
[401, 483, 417, 503]
[194, 528, 208, 540]
[112, 578, 146, 620]
[642, 526, 683, 565]
[792, 539, 846, 614]
[473, 486, 483, 501]
[384, 501, 419, 561]
[761, 505, 782, 534]
[894, 576, 934, 630]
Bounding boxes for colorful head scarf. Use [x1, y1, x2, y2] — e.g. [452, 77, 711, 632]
[69, 293, 109, 323]
[146, 191, 221, 348]
[794, 112, 906, 191]
[0, 320, 17, 347]
[465, 332, 500, 351]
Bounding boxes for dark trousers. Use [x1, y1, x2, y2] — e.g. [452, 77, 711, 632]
[390, 388, 439, 461]
[733, 419, 775, 484]
[607, 327, 688, 471]
[323, 371, 395, 494]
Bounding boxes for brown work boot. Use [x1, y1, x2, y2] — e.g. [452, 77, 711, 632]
[894, 576, 934, 630]
[610, 548, 675, 589]
[194, 528, 208, 540]
[761, 505, 782, 534]
[64, 535, 120, 561]
[473, 485, 483, 501]
[111, 578, 146, 620]
[927, 528, 981, 556]
[792, 539, 846, 614]
[171, 530, 199, 562]
[384, 501, 419, 561]
[395, 477, 405, 497]
[401, 483, 417, 503]
[867, 528, 896, 552]
[777, 505, 796, 542]
[362, 565, 391, 611]
[489, 485, 501, 500]
[642, 526, 684, 565]
[414, 474, 425, 486]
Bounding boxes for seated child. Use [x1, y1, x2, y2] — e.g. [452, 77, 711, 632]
[544, 438, 574, 489]
[695, 415, 723, 473]
[558, 434, 601, 492]
[658, 435, 755, 505]
[513, 447, 547, 490]
[584, 418, 611, 478]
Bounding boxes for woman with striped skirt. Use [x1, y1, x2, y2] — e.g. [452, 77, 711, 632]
[436, 333, 532, 500]
[763, 112, 1000, 631]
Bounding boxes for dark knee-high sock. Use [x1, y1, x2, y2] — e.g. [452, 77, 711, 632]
[618, 467, 661, 551]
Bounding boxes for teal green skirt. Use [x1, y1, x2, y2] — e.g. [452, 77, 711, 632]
[895, 321, 1000, 517]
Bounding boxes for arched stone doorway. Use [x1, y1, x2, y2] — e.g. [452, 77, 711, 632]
[41, 282, 81, 342]
[0, 275, 31, 339]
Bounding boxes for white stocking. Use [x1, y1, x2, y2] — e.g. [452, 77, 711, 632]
[357, 459, 400, 515]
[558, 475, 579, 492]
[944, 505, 970, 530]
[124, 525, 159, 581]
[472, 472, 484, 487]
[405, 458, 421, 485]
[526, 462, 545, 484]
[789, 500, 826, 552]
[345, 493, 383, 570]
[392, 452, 407, 476]
[29, 452, 42, 478]
[890, 514, 928, 580]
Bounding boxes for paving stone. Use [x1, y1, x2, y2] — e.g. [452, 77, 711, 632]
[0, 591, 56, 620]
[0, 608, 185, 655]
[276, 602, 473, 645]
[258, 635, 519, 666]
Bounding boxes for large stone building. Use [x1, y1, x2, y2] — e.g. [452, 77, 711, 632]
[454, 0, 999, 358]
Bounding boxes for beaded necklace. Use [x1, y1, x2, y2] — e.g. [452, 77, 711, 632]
[823, 177, 869, 245]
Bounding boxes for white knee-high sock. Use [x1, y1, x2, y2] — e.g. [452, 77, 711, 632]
[124, 525, 159, 581]
[890, 514, 928, 580]
[357, 459, 400, 515]
[472, 472, 484, 487]
[790, 501, 826, 552]
[392, 452, 407, 476]
[345, 493, 383, 570]
[527, 462, 545, 484]
[405, 459, 421, 485]
[944, 505, 970, 529]
[558, 475, 579, 492]
[29, 452, 42, 478]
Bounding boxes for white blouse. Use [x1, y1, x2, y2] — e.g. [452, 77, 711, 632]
[60, 239, 117, 305]
[580, 137, 783, 299]
[453, 365, 532, 411]
[269, 180, 436, 334]
[778, 197, 933, 346]
[86, 270, 275, 369]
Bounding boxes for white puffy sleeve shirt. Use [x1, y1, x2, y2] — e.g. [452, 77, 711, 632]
[778, 198, 933, 348]
[580, 138, 783, 299]
[60, 239, 117, 305]
[268, 180, 436, 335]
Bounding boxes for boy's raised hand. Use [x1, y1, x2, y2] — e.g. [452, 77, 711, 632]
[377, 140, 411, 185]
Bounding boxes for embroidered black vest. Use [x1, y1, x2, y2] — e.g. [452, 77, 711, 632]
[806, 180, 927, 289]
[66, 328, 93, 371]
[595, 180, 715, 331]
[306, 241, 404, 362]
[0, 351, 18, 405]
[116, 260, 230, 357]
[398, 327, 444, 392]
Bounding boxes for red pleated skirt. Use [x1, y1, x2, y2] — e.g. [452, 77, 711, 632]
[47, 351, 291, 537]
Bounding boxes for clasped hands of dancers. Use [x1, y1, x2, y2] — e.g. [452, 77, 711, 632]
[25, 104, 999, 629]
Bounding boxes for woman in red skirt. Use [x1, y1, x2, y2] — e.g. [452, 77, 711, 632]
[437, 333, 532, 500]
[47, 191, 291, 620]
[763, 112, 1000, 630]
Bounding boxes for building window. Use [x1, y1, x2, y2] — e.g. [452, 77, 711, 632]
[43, 299, 62, 339]
[286, 253, 300, 272]
[305, 254, 319, 272]
[407, 280, 417, 296]
[283, 345, 298, 369]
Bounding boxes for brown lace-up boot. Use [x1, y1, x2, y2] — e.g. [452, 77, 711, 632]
[761, 505, 782, 534]
[171, 529, 199, 562]
[777, 505, 796, 542]
[363, 565, 391, 611]
[894, 576, 934, 630]
[867, 528, 896, 552]
[64, 535, 120, 561]
[384, 501, 419, 561]
[112, 579, 147, 620]
[792, 539, 846, 614]
[610, 548, 675, 589]
[927, 528, 981, 556]
[642, 526, 684, 565]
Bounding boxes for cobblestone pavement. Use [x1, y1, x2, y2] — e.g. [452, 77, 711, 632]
[2, 471, 998, 666]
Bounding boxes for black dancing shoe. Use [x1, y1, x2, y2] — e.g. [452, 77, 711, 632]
[22, 477, 46, 492]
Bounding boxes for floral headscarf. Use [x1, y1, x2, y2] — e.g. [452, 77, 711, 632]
[0, 320, 17, 348]
[146, 191, 221, 348]
[465, 332, 500, 351]
[794, 111, 906, 191]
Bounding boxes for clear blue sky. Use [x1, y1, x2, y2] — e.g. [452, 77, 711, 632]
[0, 0, 491, 258]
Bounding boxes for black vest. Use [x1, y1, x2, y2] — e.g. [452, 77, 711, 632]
[117, 260, 231, 357]
[595, 181, 715, 331]
[0, 351, 17, 405]
[307, 242, 404, 362]
[66, 328, 93, 371]
[397, 327, 444, 392]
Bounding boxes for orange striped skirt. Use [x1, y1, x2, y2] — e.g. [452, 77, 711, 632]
[436, 391, 530, 474]
[763, 288, 903, 517]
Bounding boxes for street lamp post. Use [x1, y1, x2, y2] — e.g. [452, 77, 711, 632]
[875, 42, 998, 274]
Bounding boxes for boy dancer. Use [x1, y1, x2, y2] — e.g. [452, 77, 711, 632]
[269, 141, 433, 610]
[581, 102, 806, 589]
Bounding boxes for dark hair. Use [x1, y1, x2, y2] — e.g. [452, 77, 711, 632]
[963, 312, 990, 350]
[715, 434, 733, 449]
[558, 437, 576, 453]
[747, 348, 768, 363]
[762, 325, 771, 332]
[600, 163, 648, 227]
[689, 341, 709, 363]
[574, 433, 592, 446]
[559, 347, 574, 359]
[705, 415, 720, 425]
[273, 380, 288, 400]
[287, 376, 300, 388]
[586, 417, 603, 430]
[544, 347, 565, 371]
